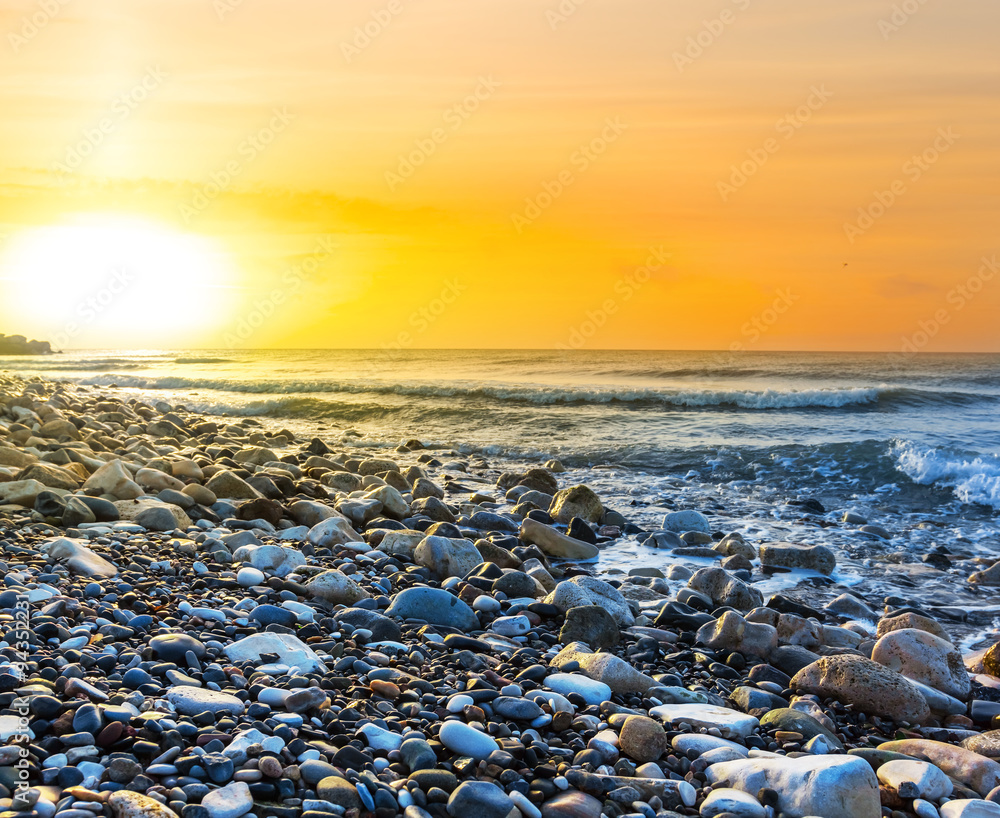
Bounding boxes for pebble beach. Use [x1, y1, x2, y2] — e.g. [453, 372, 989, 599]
[2, 370, 1000, 818]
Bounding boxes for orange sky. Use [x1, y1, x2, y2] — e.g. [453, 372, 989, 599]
[0, 0, 998, 351]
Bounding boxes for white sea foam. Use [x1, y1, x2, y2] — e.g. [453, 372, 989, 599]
[893, 441, 1000, 508]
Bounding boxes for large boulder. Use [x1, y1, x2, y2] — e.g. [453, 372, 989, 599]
[0, 479, 50, 507]
[413, 536, 483, 580]
[385, 587, 477, 630]
[791, 654, 930, 724]
[877, 740, 1000, 796]
[688, 567, 763, 611]
[42, 537, 117, 578]
[553, 642, 658, 695]
[16, 463, 79, 490]
[697, 611, 777, 658]
[83, 460, 142, 500]
[663, 510, 710, 534]
[548, 484, 603, 524]
[113, 498, 191, 531]
[705, 755, 880, 818]
[205, 470, 262, 500]
[519, 518, 598, 560]
[305, 570, 370, 605]
[307, 516, 361, 548]
[545, 576, 634, 627]
[759, 542, 836, 576]
[872, 627, 970, 700]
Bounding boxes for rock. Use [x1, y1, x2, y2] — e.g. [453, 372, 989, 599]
[315, 776, 362, 810]
[447, 781, 514, 818]
[540, 792, 603, 818]
[240, 544, 306, 577]
[150, 633, 206, 662]
[699, 788, 765, 818]
[306, 516, 361, 548]
[0, 479, 51, 507]
[492, 615, 531, 637]
[759, 708, 844, 750]
[544, 576, 634, 627]
[107, 791, 179, 818]
[688, 567, 763, 611]
[872, 627, 970, 700]
[705, 755, 880, 818]
[113, 498, 191, 530]
[878, 612, 951, 642]
[377, 530, 425, 558]
[559, 605, 621, 649]
[365, 484, 409, 519]
[438, 720, 500, 760]
[618, 715, 667, 763]
[166, 687, 245, 717]
[224, 633, 327, 673]
[663, 510, 710, 534]
[83, 460, 143, 500]
[878, 740, 1000, 796]
[385, 587, 478, 630]
[201, 781, 253, 818]
[493, 697, 544, 721]
[135, 467, 185, 492]
[877, 759, 953, 800]
[548, 484, 603, 524]
[939, 801, 1000, 818]
[826, 593, 878, 621]
[791, 654, 931, 724]
[304, 569, 369, 604]
[62, 495, 97, 526]
[336, 608, 401, 642]
[414, 536, 483, 579]
[971, 562, 1000, 586]
[519, 517, 599, 560]
[545, 673, 612, 705]
[696, 611, 777, 658]
[759, 542, 836, 575]
[17, 462, 79, 490]
[42, 537, 117, 578]
[963, 732, 1000, 759]
[205, 470, 262, 500]
[650, 704, 759, 739]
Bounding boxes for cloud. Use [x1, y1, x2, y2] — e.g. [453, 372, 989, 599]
[877, 274, 937, 298]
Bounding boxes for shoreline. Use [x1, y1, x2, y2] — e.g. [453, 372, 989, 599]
[0, 374, 999, 817]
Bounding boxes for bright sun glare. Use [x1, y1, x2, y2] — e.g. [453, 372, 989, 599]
[0, 215, 234, 349]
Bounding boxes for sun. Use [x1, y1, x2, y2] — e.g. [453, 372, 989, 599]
[0, 214, 236, 349]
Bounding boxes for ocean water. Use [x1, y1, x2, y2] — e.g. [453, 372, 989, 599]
[6, 348, 1000, 642]
[5, 348, 999, 514]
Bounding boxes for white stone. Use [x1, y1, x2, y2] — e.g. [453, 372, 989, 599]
[939, 801, 1000, 818]
[41, 537, 117, 578]
[201, 781, 253, 818]
[878, 759, 954, 800]
[492, 615, 531, 637]
[306, 516, 361, 548]
[438, 720, 500, 760]
[224, 633, 327, 673]
[650, 704, 759, 739]
[358, 723, 402, 751]
[166, 687, 245, 717]
[705, 754, 880, 818]
[83, 459, 142, 500]
[663, 509, 710, 534]
[544, 672, 611, 705]
[237, 567, 266, 587]
[700, 788, 765, 818]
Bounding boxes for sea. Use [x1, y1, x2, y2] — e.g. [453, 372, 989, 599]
[4, 348, 1000, 644]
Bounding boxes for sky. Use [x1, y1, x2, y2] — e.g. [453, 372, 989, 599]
[0, 0, 998, 351]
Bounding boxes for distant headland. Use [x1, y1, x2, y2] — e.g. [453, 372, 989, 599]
[0, 334, 53, 354]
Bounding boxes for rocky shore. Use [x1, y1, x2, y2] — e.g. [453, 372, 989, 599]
[1, 375, 1000, 818]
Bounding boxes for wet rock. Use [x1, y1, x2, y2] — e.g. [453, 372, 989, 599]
[706, 755, 880, 818]
[549, 484, 603, 524]
[559, 605, 620, 649]
[545, 575, 634, 627]
[519, 517, 599, 560]
[872, 627, 970, 700]
[759, 542, 836, 575]
[791, 654, 931, 724]
[688, 567, 763, 611]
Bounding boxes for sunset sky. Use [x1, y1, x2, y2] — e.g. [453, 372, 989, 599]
[0, 0, 997, 351]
